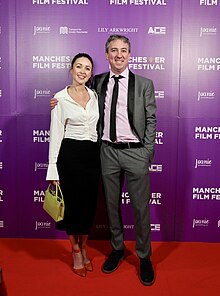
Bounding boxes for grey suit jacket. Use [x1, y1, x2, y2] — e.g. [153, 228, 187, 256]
[92, 70, 157, 162]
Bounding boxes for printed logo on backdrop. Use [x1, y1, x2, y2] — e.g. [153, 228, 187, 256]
[192, 187, 220, 201]
[96, 224, 109, 230]
[195, 158, 212, 168]
[129, 56, 165, 71]
[218, 220, 220, 227]
[35, 221, 51, 230]
[197, 90, 215, 101]
[0, 221, 4, 228]
[0, 189, 3, 202]
[33, 130, 50, 143]
[0, 129, 2, 143]
[109, 0, 167, 6]
[32, 0, 89, 5]
[200, 26, 217, 37]
[0, 57, 2, 70]
[97, 27, 139, 34]
[155, 131, 164, 145]
[194, 126, 220, 140]
[33, 25, 51, 36]
[34, 88, 51, 99]
[151, 223, 160, 231]
[32, 55, 71, 69]
[149, 164, 163, 172]
[148, 26, 166, 35]
[124, 225, 134, 229]
[192, 218, 209, 228]
[150, 192, 162, 205]
[0, 89, 2, 98]
[0, 162, 3, 170]
[34, 189, 45, 202]
[121, 191, 162, 205]
[35, 162, 48, 172]
[198, 57, 220, 71]
[60, 27, 88, 35]
[200, 0, 220, 5]
[155, 90, 165, 99]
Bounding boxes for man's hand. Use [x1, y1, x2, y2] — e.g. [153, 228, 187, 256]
[50, 98, 58, 110]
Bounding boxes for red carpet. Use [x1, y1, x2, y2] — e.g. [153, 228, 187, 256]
[0, 239, 220, 296]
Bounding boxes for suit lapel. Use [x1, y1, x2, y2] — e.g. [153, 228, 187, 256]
[127, 71, 135, 130]
[99, 73, 110, 137]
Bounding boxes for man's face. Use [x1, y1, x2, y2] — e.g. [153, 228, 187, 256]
[106, 39, 130, 74]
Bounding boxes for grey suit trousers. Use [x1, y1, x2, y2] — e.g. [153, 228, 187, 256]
[100, 141, 152, 259]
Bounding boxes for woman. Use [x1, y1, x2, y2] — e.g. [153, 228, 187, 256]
[46, 53, 100, 277]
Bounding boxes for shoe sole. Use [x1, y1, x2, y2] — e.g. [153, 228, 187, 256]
[101, 256, 124, 274]
[139, 276, 155, 286]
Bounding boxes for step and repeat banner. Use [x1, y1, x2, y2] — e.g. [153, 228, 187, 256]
[0, 0, 219, 242]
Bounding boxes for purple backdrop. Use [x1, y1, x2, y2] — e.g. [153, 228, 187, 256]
[0, 0, 219, 242]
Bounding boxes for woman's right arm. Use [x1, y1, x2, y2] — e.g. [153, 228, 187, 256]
[46, 101, 65, 181]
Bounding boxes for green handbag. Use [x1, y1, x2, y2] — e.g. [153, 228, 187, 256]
[43, 183, 65, 222]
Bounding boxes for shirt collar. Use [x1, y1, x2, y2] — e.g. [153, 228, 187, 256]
[110, 67, 129, 79]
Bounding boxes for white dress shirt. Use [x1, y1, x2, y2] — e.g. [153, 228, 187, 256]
[46, 86, 99, 181]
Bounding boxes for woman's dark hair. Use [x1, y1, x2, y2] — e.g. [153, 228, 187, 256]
[70, 53, 94, 87]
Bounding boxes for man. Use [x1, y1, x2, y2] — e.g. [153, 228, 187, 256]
[92, 35, 156, 286]
[50, 35, 156, 285]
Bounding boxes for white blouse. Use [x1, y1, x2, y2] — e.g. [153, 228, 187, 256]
[46, 86, 99, 181]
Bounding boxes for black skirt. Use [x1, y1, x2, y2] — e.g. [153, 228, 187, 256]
[56, 138, 100, 235]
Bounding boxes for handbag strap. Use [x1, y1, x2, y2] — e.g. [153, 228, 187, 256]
[48, 183, 64, 201]
[55, 183, 64, 201]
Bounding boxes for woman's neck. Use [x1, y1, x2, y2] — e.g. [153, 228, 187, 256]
[70, 84, 86, 93]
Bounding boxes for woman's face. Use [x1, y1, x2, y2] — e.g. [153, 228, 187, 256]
[71, 57, 92, 85]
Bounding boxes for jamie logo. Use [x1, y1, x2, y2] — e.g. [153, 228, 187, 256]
[34, 89, 51, 99]
[200, 26, 217, 37]
[35, 162, 48, 171]
[195, 158, 212, 168]
[33, 25, 51, 36]
[192, 218, 209, 228]
[197, 91, 215, 101]
[218, 220, 220, 227]
[35, 221, 51, 230]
